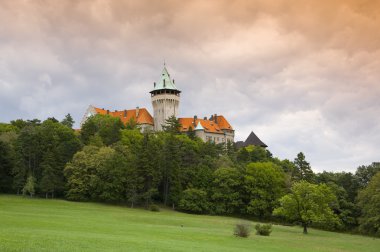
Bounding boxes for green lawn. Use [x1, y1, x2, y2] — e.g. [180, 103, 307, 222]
[0, 195, 378, 252]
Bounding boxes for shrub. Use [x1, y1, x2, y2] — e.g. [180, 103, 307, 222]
[149, 204, 160, 212]
[255, 223, 272, 236]
[234, 222, 251, 238]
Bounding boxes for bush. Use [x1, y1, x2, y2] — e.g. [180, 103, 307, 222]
[234, 222, 251, 238]
[255, 223, 272, 236]
[149, 204, 160, 212]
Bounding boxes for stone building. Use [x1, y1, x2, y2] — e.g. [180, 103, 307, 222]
[81, 65, 235, 144]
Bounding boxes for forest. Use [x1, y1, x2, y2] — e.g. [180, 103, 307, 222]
[0, 114, 379, 236]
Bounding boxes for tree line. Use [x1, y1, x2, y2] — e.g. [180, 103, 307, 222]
[0, 114, 379, 236]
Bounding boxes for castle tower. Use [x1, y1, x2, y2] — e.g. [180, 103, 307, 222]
[150, 66, 181, 131]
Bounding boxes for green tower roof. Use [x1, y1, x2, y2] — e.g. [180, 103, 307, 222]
[152, 66, 179, 91]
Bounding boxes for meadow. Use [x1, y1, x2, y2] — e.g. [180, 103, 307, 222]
[0, 195, 378, 252]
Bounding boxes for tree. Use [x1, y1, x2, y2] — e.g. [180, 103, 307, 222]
[90, 147, 130, 202]
[355, 163, 380, 189]
[325, 182, 359, 230]
[39, 151, 58, 198]
[61, 113, 75, 128]
[159, 133, 181, 206]
[274, 181, 340, 234]
[357, 172, 380, 236]
[246, 145, 271, 162]
[125, 117, 137, 130]
[10, 119, 28, 131]
[0, 123, 19, 133]
[293, 152, 314, 182]
[136, 133, 162, 207]
[162, 115, 181, 134]
[243, 162, 286, 217]
[64, 146, 100, 201]
[237, 147, 250, 163]
[178, 188, 209, 213]
[0, 140, 14, 192]
[22, 175, 36, 197]
[187, 126, 196, 140]
[211, 167, 242, 214]
[80, 114, 124, 146]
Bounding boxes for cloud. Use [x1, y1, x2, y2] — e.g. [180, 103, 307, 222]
[0, 0, 379, 172]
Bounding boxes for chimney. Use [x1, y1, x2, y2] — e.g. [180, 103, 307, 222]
[210, 115, 213, 121]
[203, 117, 207, 120]
[154, 82, 156, 88]
[136, 106, 140, 117]
[214, 114, 217, 123]
[106, 109, 110, 114]
[124, 110, 127, 117]
[193, 115, 197, 124]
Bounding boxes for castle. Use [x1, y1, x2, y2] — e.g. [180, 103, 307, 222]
[81, 66, 235, 144]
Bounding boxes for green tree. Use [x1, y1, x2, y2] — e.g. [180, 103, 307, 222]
[293, 152, 314, 182]
[137, 133, 162, 207]
[274, 181, 340, 234]
[237, 147, 250, 163]
[244, 162, 286, 217]
[64, 146, 100, 201]
[90, 147, 130, 202]
[61, 113, 75, 128]
[355, 163, 380, 189]
[22, 175, 36, 197]
[0, 123, 19, 133]
[16, 125, 41, 178]
[246, 145, 271, 162]
[125, 117, 137, 130]
[160, 133, 181, 206]
[162, 116, 181, 134]
[0, 140, 14, 192]
[187, 126, 196, 140]
[10, 119, 28, 130]
[179, 188, 209, 213]
[325, 182, 359, 230]
[81, 114, 124, 146]
[211, 167, 242, 214]
[357, 172, 380, 237]
[39, 151, 59, 198]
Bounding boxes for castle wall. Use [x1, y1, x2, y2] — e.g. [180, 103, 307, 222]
[197, 131, 235, 145]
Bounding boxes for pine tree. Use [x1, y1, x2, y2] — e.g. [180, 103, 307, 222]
[61, 113, 75, 128]
[162, 116, 181, 134]
[293, 152, 314, 182]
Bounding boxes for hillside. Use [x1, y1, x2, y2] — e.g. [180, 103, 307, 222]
[0, 195, 378, 252]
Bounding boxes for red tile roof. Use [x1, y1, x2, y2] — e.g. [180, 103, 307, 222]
[94, 107, 154, 125]
[179, 116, 233, 134]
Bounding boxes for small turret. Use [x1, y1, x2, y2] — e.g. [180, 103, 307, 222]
[195, 121, 204, 131]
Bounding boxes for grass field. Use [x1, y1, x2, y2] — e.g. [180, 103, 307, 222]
[0, 195, 379, 252]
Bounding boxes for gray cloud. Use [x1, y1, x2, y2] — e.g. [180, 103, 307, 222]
[0, 0, 379, 172]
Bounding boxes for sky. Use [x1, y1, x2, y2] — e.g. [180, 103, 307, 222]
[0, 0, 379, 172]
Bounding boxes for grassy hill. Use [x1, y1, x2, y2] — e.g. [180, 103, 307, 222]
[0, 195, 378, 252]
